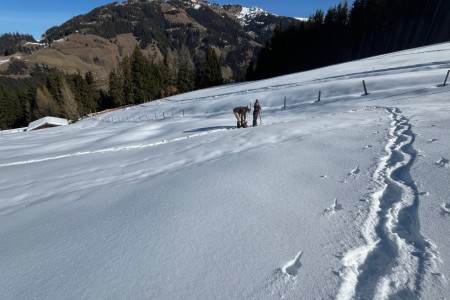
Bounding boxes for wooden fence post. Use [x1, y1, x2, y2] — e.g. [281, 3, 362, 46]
[443, 70, 450, 86]
[362, 80, 369, 95]
[284, 96, 287, 108]
[317, 91, 321, 102]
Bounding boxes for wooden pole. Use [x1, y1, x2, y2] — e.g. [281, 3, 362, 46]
[318, 91, 321, 102]
[284, 96, 287, 108]
[443, 70, 450, 86]
[362, 80, 369, 95]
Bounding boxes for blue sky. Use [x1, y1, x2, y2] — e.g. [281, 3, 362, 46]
[0, 0, 346, 40]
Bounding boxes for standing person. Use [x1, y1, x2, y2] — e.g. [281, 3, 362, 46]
[253, 99, 261, 127]
[233, 106, 251, 128]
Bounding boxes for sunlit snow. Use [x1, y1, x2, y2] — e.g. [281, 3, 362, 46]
[1, 43, 450, 299]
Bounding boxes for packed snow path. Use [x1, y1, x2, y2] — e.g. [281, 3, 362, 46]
[337, 107, 444, 299]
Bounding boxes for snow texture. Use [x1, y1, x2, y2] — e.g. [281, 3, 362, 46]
[1, 43, 450, 299]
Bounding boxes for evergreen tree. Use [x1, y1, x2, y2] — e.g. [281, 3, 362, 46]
[131, 46, 148, 103]
[45, 72, 64, 103]
[177, 63, 195, 93]
[196, 48, 223, 89]
[244, 61, 256, 81]
[0, 85, 20, 129]
[121, 55, 134, 105]
[85, 71, 95, 86]
[17, 86, 35, 126]
[108, 67, 125, 107]
[67, 72, 98, 115]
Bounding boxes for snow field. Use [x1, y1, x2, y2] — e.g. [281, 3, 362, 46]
[1, 43, 450, 299]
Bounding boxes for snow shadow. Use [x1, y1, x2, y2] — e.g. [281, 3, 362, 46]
[183, 126, 235, 133]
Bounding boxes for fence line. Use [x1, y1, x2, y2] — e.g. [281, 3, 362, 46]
[98, 69, 450, 122]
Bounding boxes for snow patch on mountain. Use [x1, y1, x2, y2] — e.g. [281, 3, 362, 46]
[237, 6, 268, 26]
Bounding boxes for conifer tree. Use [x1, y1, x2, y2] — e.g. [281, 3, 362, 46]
[0, 85, 19, 129]
[109, 67, 125, 107]
[131, 46, 148, 103]
[177, 63, 195, 93]
[121, 55, 134, 105]
[197, 48, 223, 89]
[68, 72, 97, 115]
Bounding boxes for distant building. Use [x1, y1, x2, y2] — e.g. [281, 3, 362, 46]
[27, 117, 69, 131]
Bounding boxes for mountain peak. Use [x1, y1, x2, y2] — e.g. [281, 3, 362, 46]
[237, 6, 269, 25]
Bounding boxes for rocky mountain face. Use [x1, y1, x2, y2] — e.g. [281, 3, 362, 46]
[1, 0, 300, 88]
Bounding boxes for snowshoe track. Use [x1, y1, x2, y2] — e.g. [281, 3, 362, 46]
[337, 107, 444, 300]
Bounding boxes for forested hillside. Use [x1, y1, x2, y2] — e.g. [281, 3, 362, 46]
[42, 0, 296, 77]
[1, 0, 300, 130]
[0, 65, 99, 130]
[0, 33, 40, 56]
[248, 0, 450, 79]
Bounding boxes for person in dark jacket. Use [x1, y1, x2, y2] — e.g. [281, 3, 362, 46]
[233, 106, 251, 128]
[253, 99, 261, 127]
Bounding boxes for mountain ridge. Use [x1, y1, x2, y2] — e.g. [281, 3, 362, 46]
[1, 0, 301, 87]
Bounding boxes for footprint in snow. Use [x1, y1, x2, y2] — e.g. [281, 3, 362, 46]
[435, 157, 450, 168]
[440, 203, 450, 216]
[347, 165, 360, 177]
[264, 252, 304, 298]
[282, 251, 303, 277]
[323, 198, 343, 216]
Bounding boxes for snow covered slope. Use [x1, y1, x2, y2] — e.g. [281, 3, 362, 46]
[1, 43, 450, 299]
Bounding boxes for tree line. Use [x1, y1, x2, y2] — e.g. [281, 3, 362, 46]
[0, 33, 39, 56]
[0, 64, 99, 130]
[107, 46, 223, 106]
[0, 46, 223, 130]
[247, 0, 450, 80]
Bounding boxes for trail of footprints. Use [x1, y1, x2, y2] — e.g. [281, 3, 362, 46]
[274, 107, 447, 298]
[333, 107, 445, 299]
[266, 107, 448, 298]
